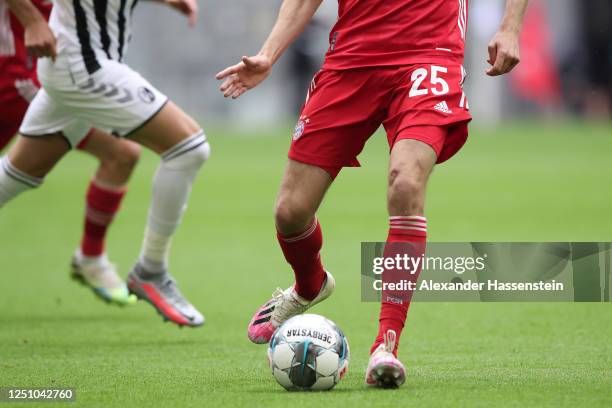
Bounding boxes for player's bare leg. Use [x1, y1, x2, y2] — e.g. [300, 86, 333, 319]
[71, 131, 142, 306]
[366, 138, 436, 388]
[81, 131, 141, 188]
[3, 0, 209, 321]
[247, 159, 336, 343]
[1, 133, 69, 210]
[0, 131, 139, 306]
[4, 133, 70, 179]
[128, 101, 202, 154]
[126, 101, 210, 327]
[274, 160, 332, 235]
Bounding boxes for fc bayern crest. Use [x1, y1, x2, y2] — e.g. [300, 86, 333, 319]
[293, 119, 306, 141]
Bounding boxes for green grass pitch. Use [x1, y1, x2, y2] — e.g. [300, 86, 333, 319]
[0, 122, 611, 407]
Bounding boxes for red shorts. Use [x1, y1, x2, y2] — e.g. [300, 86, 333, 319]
[0, 75, 39, 151]
[288, 64, 472, 178]
[0, 75, 94, 151]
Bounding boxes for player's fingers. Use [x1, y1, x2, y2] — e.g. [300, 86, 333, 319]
[219, 80, 231, 92]
[500, 60, 513, 74]
[50, 44, 57, 62]
[188, 9, 198, 26]
[237, 88, 248, 98]
[43, 42, 54, 57]
[233, 87, 247, 99]
[223, 84, 238, 98]
[225, 87, 238, 98]
[506, 57, 520, 73]
[487, 41, 497, 67]
[49, 35, 57, 61]
[503, 52, 520, 73]
[30, 45, 44, 58]
[39, 44, 48, 58]
[498, 49, 519, 74]
[177, 2, 189, 14]
[215, 64, 241, 80]
[486, 66, 502, 76]
[487, 51, 507, 76]
[219, 76, 238, 92]
[190, 0, 199, 26]
[220, 81, 234, 93]
[486, 65, 502, 76]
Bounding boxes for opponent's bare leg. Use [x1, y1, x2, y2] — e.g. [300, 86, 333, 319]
[366, 138, 436, 388]
[247, 159, 336, 343]
[128, 101, 201, 154]
[0, 133, 69, 207]
[125, 101, 210, 327]
[71, 131, 142, 306]
[82, 131, 141, 188]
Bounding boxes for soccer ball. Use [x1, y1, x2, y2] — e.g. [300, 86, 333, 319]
[268, 314, 349, 391]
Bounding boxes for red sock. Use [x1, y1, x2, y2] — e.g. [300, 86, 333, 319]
[371, 216, 427, 356]
[277, 218, 326, 300]
[80, 181, 126, 257]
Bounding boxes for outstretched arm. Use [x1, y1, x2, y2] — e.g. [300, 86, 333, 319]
[6, 0, 56, 61]
[486, 0, 529, 76]
[216, 0, 323, 99]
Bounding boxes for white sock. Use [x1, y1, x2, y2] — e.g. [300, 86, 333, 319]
[140, 227, 171, 272]
[75, 249, 109, 267]
[139, 131, 210, 274]
[0, 157, 43, 208]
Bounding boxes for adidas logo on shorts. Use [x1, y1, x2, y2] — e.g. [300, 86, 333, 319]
[433, 101, 453, 114]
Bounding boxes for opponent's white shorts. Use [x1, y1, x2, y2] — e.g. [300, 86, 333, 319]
[20, 56, 168, 148]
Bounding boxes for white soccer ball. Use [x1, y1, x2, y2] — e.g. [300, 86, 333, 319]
[267, 314, 349, 391]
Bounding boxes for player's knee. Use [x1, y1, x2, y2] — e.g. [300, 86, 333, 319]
[101, 141, 141, 177]
[388, 169, 425, 214]
[163, 131, 210, 172]
[274, 197, 314, 234]
[116, 141, 142, 169]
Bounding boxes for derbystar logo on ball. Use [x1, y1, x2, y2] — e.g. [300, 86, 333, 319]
[268, 314, 350, 391]
[286, 328, 333, 344]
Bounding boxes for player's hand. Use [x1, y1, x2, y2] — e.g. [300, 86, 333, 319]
[486, 29, 520, 76]
[164, 0, 198, 26]
[24, 19, 56, 61]
[215, 55, 273, 99]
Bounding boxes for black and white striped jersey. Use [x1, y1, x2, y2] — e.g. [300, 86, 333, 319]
[50, 0, 140, 74]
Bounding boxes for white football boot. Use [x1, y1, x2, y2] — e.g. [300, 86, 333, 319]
[71, 251, 136, 306]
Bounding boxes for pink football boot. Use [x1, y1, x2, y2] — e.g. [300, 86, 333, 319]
[247, 271, 335, 344]
[365, 330, 406, 388]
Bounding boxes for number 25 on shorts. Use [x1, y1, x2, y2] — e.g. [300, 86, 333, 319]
[409, 65, 450, 98]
